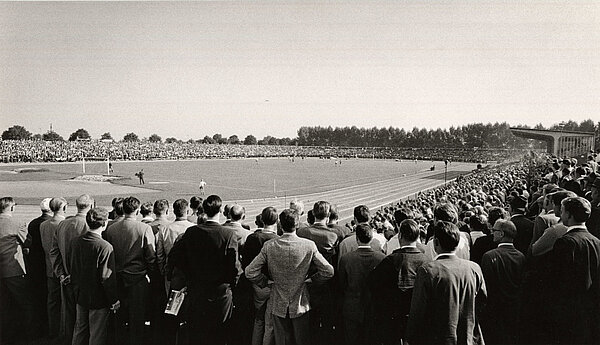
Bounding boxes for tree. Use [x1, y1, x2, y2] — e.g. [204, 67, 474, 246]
[43, 131, 64, 141]
[227, 135, 240, 145]
[100, 132, 113, 140]
[212, 133, 223, 144]
[68, 128, 91, 141]
[123, 132, 139, 142]
[149, 134, 162, 143]
[2, 125, 32, 140]
[165, 137, 178, 144]
[243, 135, 257, 145]
[32, 133, 43, 141]
[202, 135, 216, 144]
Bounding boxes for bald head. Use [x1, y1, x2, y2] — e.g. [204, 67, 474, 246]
[49, 197, 68, 213]
[230, 205, 245, 222]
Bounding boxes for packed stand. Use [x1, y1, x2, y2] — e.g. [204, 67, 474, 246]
[0, 139, 526, 164]
[1, 151, 600, 345]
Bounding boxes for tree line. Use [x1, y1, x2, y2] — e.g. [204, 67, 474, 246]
[2, 119, 599, 149]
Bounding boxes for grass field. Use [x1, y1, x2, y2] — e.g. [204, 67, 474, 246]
[1, 158, 478, 225]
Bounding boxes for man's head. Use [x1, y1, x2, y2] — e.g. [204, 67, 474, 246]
[289, 200, 304, 216]
[223, 204, 231, 219]
[491, 219, 517, 243]
[561, 197, 592, 226]
[329, 206, 340, 223]
[173, 199, 189, 218]
[353, 205, 370, 224]
[40, 198, 52, 214]
[112, 197, 124, 216]
[469, 214, 488, 233]
[230, 205, 245, 222]
[433, 221, 460, 254]
[76, 194, 94, 212]
[190, 196, 202, 212]
[487, 207, 509, 227]
[261, 207, 278, 227]
[508, 195, 527, 215]
[203, 195, 222, 218]
[0, 197, 15, 214]
[399, 219, 420, 244]
[279, 209, 299, 233]
[140, 202, 153, 218]
[550, 190, 577, 215]
[313, 201, 330, 222]
[49, 197, 68, 214]
[394, 208, 415, 227]
[433, 203, 458, 224]
[153, 199, 169, 216]
[355, 224, 373, 245]
[122, 196, 140, 215]
[86, 207, 109, 231]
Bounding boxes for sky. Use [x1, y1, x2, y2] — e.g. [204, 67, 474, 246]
[1, 1, 599, 140]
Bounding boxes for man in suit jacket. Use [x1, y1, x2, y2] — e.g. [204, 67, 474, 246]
[370, 219, 430, 345]
[338, 224, 385, 345]
[480, 220, 525, 345]
[406, 221, 486, 345]
[0, 197, 35, 343]
[70, 208, 120, 345]
[542, 197, 600, 344]
[508, 195, 534, 254]
[167, 195, 242, 345]
[245, 209, 334, 345]
[223, 204, 252, 249]
[338, 205, 383, 264]
[50, 194, 93, 345]
[103, 196, 156, 345]
[242, 207, 279, 345]
[25, 198, 52, 338]
[40, 197, 68, 338]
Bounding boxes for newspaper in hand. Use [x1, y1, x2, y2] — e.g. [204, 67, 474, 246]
[165, 289, 185, 316]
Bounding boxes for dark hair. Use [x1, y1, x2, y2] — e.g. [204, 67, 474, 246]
[86, 207, 109, 230]
[223, 204, 231, 218]
[113, 197, 125, 216]
[122, 197, 140, 214]
[153, 199, 169, 215]
[551, 191, 577, 207]
[255, 214, 264, 228]
[355, 224, 373, 244]
[434, 203, 458, 224]
[354, 205, 370, 223]
[488, 207, 508, 227]
[394, 208, 414, 225]
[562, 197, 592, 223]
[313, 201, 331, 220]
[279, 209, 299, 232]
[190, 196, 202, 211]
[203, 195, 222, 218]
[434, 221, 460, 252]
[0, 197, 15, 213]
[307, 210, 315, 225]
[261, 207, 278, 226]
[173, 199, 189, 218]
[399, 219, 420, 242]
[140, 202, 153, 217]
[469, 214, 488, 232]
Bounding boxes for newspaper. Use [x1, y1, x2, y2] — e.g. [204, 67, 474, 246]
[164, 289, 185, 316]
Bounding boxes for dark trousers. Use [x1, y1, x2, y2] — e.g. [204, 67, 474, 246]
[273, 312, 310, 345]
[116, 278, 148, 345]
[187, 287, 233, 345]
[47, 276, 62, 338]
[61, 282, 77, 345]
[72, 304, 110, 345]
[0, 276, 35, 343]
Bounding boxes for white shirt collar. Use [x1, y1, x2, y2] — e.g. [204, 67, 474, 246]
[566, 224, 586, 233]
[400, 244, 417, 249]
[498, 243, 514, 248]
[357, 245, 371, 249]
[434, 252, 456, 260]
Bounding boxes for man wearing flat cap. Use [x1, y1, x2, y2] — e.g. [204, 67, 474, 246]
[508, 194, 534, 255]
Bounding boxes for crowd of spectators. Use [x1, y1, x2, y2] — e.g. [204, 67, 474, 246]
[0, 139, 526, 164]
[2, 150, 600, 345]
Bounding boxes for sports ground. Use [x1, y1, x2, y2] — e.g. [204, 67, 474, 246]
[1, 158, 478, 226]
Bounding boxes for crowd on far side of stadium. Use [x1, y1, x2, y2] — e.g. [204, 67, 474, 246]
[1, 151, 600, 345]
[0, 139, 527, 164]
